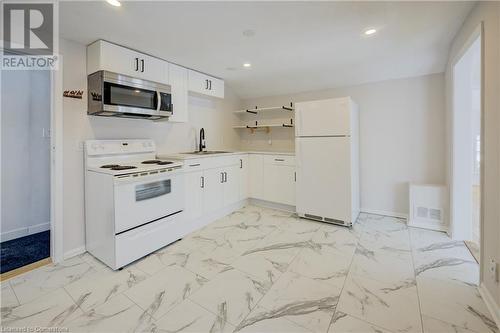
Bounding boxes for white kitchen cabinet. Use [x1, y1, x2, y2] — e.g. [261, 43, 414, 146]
[238, 155, 249, 200]
[184, 170, 204, 221]
[223, 165, 240, 206]
[202, 168, 225, 214]
[249, 154, 264, 200]
[168, 64, 188, 122]
[87, 40, 168, 85]
[263, 164, 296, 206]
[188, 70, 224, 98]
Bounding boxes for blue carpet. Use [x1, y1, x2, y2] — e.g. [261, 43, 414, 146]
[1, 231, 50, 274]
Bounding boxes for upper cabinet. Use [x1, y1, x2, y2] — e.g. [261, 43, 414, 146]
[87, 40, 168, 85]
[168, 64, 188, 123]
[86, 40, 225, 122]
[188, 70, 224, 99]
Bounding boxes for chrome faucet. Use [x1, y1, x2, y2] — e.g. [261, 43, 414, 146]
[199, 128, 206, 152]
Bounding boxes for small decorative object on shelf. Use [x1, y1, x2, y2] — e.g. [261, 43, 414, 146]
[63, 90, 84, 99]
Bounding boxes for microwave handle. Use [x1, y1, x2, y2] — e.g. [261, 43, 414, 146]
[156, 91, 162, 112]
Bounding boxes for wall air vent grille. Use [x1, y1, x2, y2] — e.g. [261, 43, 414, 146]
[417, 206, 429, 218]
[429, 208, 442, 221]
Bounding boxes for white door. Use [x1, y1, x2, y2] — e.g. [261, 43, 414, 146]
[96, 41, 139, 77]
[264, 164, 296, 205]
[203, 168, 224, 214]
[296, 137, 351, 223]
[249, 154, 264, 199]
[223, 165, 240, 206]
[185, 171, 204, 221]
[295, 98, 351, 137]
[168, 64, 188, 122]
[139, 54, 167, 84]
[238, 155, 249, 200]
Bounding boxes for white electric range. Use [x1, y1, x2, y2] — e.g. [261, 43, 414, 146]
[84, 139, 185, 270]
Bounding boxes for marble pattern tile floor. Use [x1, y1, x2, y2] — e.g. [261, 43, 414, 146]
[1, 207, 497, 333]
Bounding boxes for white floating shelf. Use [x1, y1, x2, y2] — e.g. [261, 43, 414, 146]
[233, 124, 294, 133]
[233, 105, 294, 114]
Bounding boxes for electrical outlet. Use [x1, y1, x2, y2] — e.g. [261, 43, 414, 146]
[489, 259, 499, 282]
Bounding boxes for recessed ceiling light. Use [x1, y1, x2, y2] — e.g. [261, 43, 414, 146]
[243, 30, 255, 37]
[106, 0, 121, 7]
[364, 28, 377, 36]
[243, 63, 251, 68]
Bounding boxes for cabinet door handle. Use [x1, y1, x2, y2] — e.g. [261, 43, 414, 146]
[275, 158, 285, 162]
[294, 172, 296, 182]
[221, 172, 224, 183]
[201, 176, 204, 188]
[209, 80, 212, 90]
[205, 79, 209, 90]
[189, 163, 200, 167]
[134, 58, 139, 71]
[240, 159, 243, 169]
[224, 172, 227, 182]
[141, 59, 145, 72]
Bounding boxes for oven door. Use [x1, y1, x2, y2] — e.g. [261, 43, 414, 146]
[113, 171, 184, 234]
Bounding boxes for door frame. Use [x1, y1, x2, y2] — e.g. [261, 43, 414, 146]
[449, 23, 484, 264]
[51, 55, 64, 263]
[0, 49, 64, 263]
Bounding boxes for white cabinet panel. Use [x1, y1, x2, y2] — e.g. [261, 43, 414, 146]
[87, 40, 168, 84]
[185, 171, 204, 221]
[223, 165, 240, 206]
[202, 168, 224, 214]
[249, 154, 264, 200]
[238, 155, 249, 200]
[263, 163, 296, 206]
[168, 64, 188, 122]
[188, 70, 224, 98]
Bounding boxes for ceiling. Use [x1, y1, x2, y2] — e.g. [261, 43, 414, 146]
[59, 1, 474, 99]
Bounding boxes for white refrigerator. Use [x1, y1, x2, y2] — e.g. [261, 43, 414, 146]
[295, 97, 360, 227]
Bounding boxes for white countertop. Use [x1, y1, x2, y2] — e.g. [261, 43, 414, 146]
[158, 150, 295, 160]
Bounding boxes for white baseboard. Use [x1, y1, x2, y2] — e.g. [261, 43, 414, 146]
[479, 283, 500, 329]
[407, 220, 449, 232]
[249, 198, 296, 213]
[1, 222, 50, 242]
[360, 208, 408, 220]
[63, 246, 86, 260]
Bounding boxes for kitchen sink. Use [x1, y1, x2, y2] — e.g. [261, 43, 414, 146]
[182, 151, 233, 155]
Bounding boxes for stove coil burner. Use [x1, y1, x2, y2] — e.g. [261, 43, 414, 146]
[110, 166, 137, 171]
[101, 164, 120, 169]
[141, 160, 174, 165]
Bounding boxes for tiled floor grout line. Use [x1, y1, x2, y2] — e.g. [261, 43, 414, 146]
[7, 281, 22, 307]
[326, 225, 359, 333]
[408, 227, 426, 333]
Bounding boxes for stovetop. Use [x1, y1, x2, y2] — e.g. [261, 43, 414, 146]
[88, 159, 183, 176]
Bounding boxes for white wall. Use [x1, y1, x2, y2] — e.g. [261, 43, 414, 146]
[60, 38, 242, 256]
[240, 74, 446, 217]
[445, 1, 500, 318]
[1, 71, 51, 241]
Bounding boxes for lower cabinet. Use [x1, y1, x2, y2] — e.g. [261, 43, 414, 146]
[263, 164, 296, 206]
[184, 170, 204, 221]
[183, 153, 295, 224]
[249, 154, 296, 206]
[184, 159, 242, 221]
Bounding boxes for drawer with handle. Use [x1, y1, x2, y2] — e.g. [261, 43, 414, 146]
[263, 155, 295, 166]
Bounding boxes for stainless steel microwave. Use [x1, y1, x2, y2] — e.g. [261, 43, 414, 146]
[88, 71, 173, 120]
